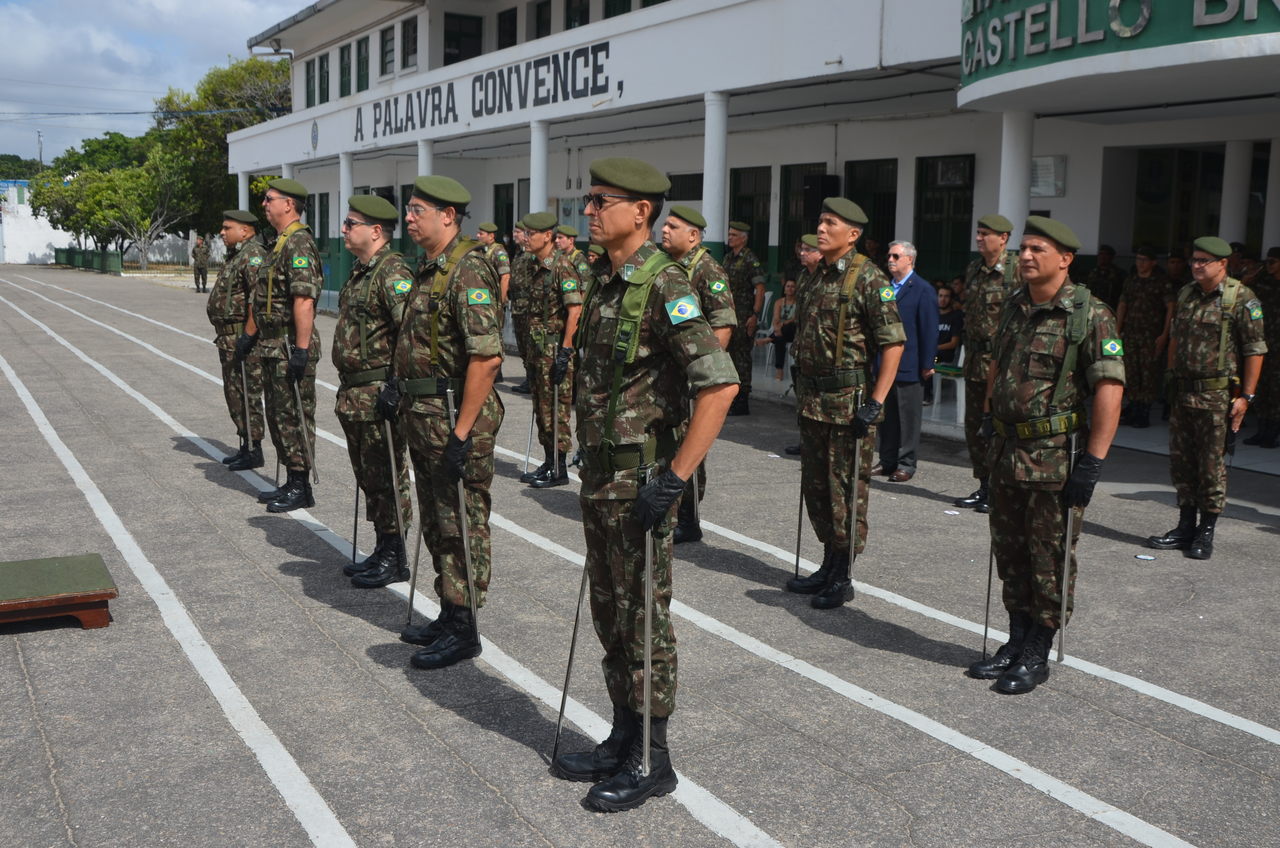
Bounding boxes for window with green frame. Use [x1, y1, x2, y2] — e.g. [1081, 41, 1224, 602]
[304, 59, 315, 108]
[317, 53, 329, 104]
[565, 0, 589, 29]
[380, 27, 394, 75]
[339, 44, 351, 96]
[604, 0, 631, 17]
[356, 37, 369, 91]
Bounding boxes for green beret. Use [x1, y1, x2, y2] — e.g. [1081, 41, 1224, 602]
[268, 178, 309, 200]
[523, 211, 557, 231]
[727, 221, 751, 233]
[222, 209, 258, 226]
[478, 222, 498, 233]
[976, 214, 1013, 234]
[1134, 245, 1159, 259]
[669, 205, 706, 229]
[1023, 215, 1081, 252]
[413, 175, 471, 208]
[347, 194, 398, 224]
[588, 244, 605, 256]
[556, 224, 579, 238]
[588, 157, 671, 195]
[1192, 236, 1232, 259]
[821, 197, 869, 226]
[800, 234, 819, 249]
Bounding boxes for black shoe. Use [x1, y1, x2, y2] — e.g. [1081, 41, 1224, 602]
[351, 535, 408, 587]
[783, 444, 802, 456]
[551, 704, 637, 782]
[1186, 512, 1217, 560]
[266, 469, 314, 513]
[785, 546, 832, 594]
[1147, 506, 1198, 550]
[530, 457, 569, 488]
[584, 715, 678, 812]
[222, 438, 248, 465]
[228, 441, 264, 471]
[257, 484, 284, 503]
[955, 481, 989, 510]
[727, 396, 749, 416]
[343, 533, 387, 577]
[520, 451, 552, 484]
[811, 550, 854, 609]
[511, 379, 532, 395]
[410, 607, 481, 669]
[967, 611, 1032, 679]
[400, 603, 454, 646]
[995, 623, 1056, 694]
[672, 497, 702, 544]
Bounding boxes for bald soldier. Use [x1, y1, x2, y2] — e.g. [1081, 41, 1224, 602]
[210, 210, 267, 472]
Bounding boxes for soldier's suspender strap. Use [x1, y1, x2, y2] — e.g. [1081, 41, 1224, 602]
[833, 254, 869, 368]
[265, 221, 307, 318]
[1175, 278, 1239, 375]
[355, 250, 402, 365]
[682, 247, 708, 280]
[1049, 285, 1092, 410]
[426, 237, 485, 369]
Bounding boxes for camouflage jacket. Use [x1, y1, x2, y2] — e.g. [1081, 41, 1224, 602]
[207, 238, 267, 350]
[393, 233, 503, 416]
[508, 251, 535, 316]
[574, 240, 738, 500]
[332, 244, 413, 421]
[675, 246, 737, 331]
[1117, 270, 1173, 340]
[483, 242, 511, 279]
[723, 246, 766, 322]
[1082, 263, 1126, 308]
[962, 249, 1020, 381]
[990, 282, 1124, 485]
[252, 221, 322, 359]
[1170, 277, 1267, 410]
[793, 247, 905, 423]
[192, 241, 212, 268]
[526, 249, 584, 347]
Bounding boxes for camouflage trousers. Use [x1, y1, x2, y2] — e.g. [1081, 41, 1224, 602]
[964, 378, 992, 480]
[989, 476, 1082, 629]
[338, 416, 412, 537]
[217, 346, 264, 441]
[1120, 332, 1162, 405]
[403, 393, 503, 608]
[529, 344, 573, 454]
[193, 266, 208, 289]
[728, 324, 754, 397]
[581, 495, 677, 718]
[262, 353, 317, 472]
[1169, 400, 1229, 514]
[799, 416, 874, 554]
[512, 312, 530, 365]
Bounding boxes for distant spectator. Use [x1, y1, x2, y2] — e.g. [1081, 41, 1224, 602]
[757, 279, 798, 379]
[925, 285, 963, 403]
[949, 274, 966, 303]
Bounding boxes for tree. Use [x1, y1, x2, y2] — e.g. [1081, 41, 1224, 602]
[28, 168, 115, 249]
[0, 154, 44, 180]
[99, 146, 192, 269]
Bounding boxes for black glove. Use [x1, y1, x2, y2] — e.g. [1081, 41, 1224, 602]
[286, 345, 309, 384]
[851, 399, 883, 439]
[552, 346, 574, 385]
[631, 469, 687, 532]
[234, 332, 257, 363]
[1062, 452, 1104, 508]
[979, 412, 995, 441]
[443, 430, 472, 484]
[376, 379, 401, 421]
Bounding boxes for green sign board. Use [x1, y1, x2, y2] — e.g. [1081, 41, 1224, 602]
[960, 0, 1280, 86]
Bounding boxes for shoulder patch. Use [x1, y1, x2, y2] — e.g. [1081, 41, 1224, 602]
[467, 288, 492, 305]
[666, 294, 702, 325]
[248, 257, 263, 267]
[1101, 338, 1124, 356]
[879, 286, 896, 302]
[1246, 298, 1263, 320]
[392, 279, 412, 294]
[709, 279, 727, 293]
[292, 256, 310, 269]
[561, 278, 579, 292]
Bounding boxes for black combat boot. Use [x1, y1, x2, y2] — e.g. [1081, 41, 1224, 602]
[1130, 403, 1151, 429]
[1147, 505, 1198, 550]
[531, 455, 569, 488]
[410, 605, 481, 669]
[955, 480, 989, 511]
[551, 704, 638, 782]
[266, 468, 314, 513]
[222, 437, 249, 465]
[520, 448, 552, 484]
[995, 622, 1056, 694]
[343, 532, 386, 577]
[672, 496, 702, 544]
[512, 370, 532, 394]
[967, 611, 1032, 679]
[351, 534, 408, 586]
[585, 713, 678, 812]
[228, 440, 264, 471]
[811, 549, 854, 609]
[1186, 511, 1218, 560]
[401, 602, 454, 646]
[785, 546, 833, 594]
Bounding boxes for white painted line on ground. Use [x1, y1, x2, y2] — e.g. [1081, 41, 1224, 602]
[0, 348, 356, 848]
[0, 290, 782, 848]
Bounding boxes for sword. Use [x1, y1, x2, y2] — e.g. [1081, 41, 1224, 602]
[1057, 431, 1079, 663]
[291, 378, 318, 485]
[524, 408, 535, 476]
[552, 381, 560, 478]
[642, 508, 654, 778]
[351, 489, 360, 569]
[551, 562, 590, 764]
[383, 419, 406, 545]
[981, 545, 995, 661]
[847, 390, 865, 572]
[445, 384, 479, 635]
[239, 360, 252, 449]
[687, 398, 700, 526]
[793, 486, 805, 580]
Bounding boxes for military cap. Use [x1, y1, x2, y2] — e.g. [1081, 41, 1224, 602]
[821, 197, 869, 226]
[1229, 241, 1247, 253]
[1022, 216, 1081, 252]
[268, 177, 309, 200]
[669, 205, 706, 229]
[727, 220, 751, 233]
[222, 209, 258, 226]
[588, 157, 671, 195]
[1098, 244, 1116, 255]
[556, 224, 579, 238]
[478, 222, 498, 233]
[800, 234, 819, 249]
[1192, 236, 1232, 259]
[523, 211, 557, 231]
[976, 214, 1013, 234]
[1266, 246, 1280, 260]
[588, 243, 605, 256]
[1134, 245, 1159, 259]
[413, 175, 471, 208]
[347, 194, 398, 224]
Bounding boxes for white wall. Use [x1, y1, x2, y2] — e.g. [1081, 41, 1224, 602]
[0, 183, 75, 264]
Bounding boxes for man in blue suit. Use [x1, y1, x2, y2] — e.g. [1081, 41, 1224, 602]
[873, 241, 939, 482]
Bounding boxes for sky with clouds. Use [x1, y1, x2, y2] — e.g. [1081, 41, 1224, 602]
[0, 0, 302, 164]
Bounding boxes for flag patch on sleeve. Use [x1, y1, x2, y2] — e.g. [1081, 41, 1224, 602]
[561, 278, 578, 292]
[392, 279, 412, 294]
[467, 288, 492, 305]
[1101, 338, 1124, 356]
[879, 286, 895, 302]
[710, 280, 727, 293]
[665, 295, 702, 325]
[249, 257, 262, 267]
[292, 256, 310, 268]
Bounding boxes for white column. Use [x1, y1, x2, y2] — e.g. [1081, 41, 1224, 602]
[529, 119, 549, 214]
[702, 91, 729, 252]
[1263, 140, 1280, 251]
[997, 111, 1033, 237]
[237, 172, 250, 211]
[281, 162, 295, 179]
[417, 139, 434, 175]
[339, 152, 354, 236]
[1220, 140, 1252, 243]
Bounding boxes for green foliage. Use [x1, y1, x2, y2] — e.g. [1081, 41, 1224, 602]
[0, 154, 44, 180]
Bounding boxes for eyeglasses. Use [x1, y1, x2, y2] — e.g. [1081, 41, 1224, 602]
[582, 192, 638, 211]
[887, 253, 905, 260]
[262, 194, 288, 205]
[341, 218, 377, 231]
[1189, 256, 1222, 266]
[405, 203, 438, 217]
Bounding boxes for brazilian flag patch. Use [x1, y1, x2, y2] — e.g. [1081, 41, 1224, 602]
[666, 294, 702, 325]
[292, 256, 310, 268]
[1247, 299, 1263, 320]
[1101, 338, 1124, 356]
[710, 280, 727, 293]
[248, 257, 262, 267]
[467, 288, 492, 305]
[561, 278, 578, 292]
[879, 286, 895, 302]
[392, 279, 412, 294]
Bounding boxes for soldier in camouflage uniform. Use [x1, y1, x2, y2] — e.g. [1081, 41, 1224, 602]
[392, 176, 504, 670]
[518, 212, 582, 488]
[1147, 237, 1266, 560]
[1244, 247, 1280, 448]
[210, 210, 267, 472]
[784, 198, 904, 610]
[660, 204, 736, 544]
[722, 221, 766, 415]
[476, 222, 511, 303]
[549, 158, 738, 812]
[239, 178, 321, 513]
[192, 236, 211, 293]
[1115, 245, 1174, 428]
[554, 224, 593, 279]
[331, 195, 414, 588]
[967, 216, 1124, 696]
[956, 214, 1020, 514]
[508, 222, 535, 394]
[1082, 244, 1126, 309]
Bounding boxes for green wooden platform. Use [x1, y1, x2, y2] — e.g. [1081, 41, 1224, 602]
[0, 554, 118, 629]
